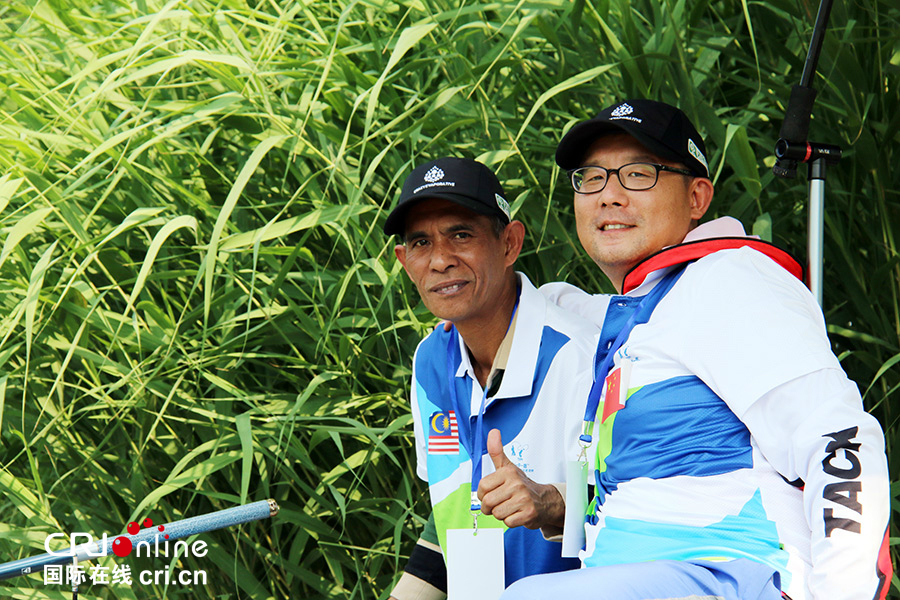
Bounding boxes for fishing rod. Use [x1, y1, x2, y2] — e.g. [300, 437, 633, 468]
[0, 499, 279, 598]
[772, 0, 842, 306]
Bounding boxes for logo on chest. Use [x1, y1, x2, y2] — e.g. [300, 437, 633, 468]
[509, 444, 533, 474]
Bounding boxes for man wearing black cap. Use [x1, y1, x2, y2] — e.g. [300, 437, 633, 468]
[501, 100, 891, 600]
[384, 157, 598, 599]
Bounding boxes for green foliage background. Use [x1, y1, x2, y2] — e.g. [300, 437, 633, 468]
[0, 0, 897, 598]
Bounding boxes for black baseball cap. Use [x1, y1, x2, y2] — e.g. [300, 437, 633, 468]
[383, 157, 511, 237]
[555, 99, 710, 177]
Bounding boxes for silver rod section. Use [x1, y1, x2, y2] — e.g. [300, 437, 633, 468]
[808, 177, 826, 307]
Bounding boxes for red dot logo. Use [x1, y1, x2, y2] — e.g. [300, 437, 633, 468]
[126, 522, 139, 535]
[157, 525, 165, 532]
[143, 518, 153, 528]
[112, 536, 133, 557]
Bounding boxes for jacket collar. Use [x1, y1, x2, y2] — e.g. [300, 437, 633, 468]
[622, 217, 804, 294]
[455, 272, 545, 404]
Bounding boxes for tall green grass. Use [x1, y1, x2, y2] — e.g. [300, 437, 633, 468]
[0, 0, 897, 598]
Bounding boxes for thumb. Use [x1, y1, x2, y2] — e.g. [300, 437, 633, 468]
[487, 428, 511, 470]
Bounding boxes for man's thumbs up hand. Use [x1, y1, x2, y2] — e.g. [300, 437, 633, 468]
[488, 428, 513, 470]
[476, 429, 565, 530]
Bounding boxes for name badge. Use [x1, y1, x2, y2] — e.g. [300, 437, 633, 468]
[562, 460, 588, 557]
[447, 528, 504, 600]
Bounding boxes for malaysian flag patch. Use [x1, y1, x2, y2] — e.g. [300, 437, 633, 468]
[428, 411, 459, 454]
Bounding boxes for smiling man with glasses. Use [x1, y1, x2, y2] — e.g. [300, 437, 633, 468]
[559, 99, 714, 293]
[500, 99, 891, 600]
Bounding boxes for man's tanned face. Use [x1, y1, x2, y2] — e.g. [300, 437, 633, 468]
[395, 199, 518, 328]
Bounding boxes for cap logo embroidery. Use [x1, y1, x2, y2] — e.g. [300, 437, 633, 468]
[609, 102, 642, 123]
[611, 103, 633, 117]
[687, 138, 709, 173]
[495, 193, 511, 219]
[423, 166, 445, 183]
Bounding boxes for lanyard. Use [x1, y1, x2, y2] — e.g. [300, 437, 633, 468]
[445, 294, 519, 524]
[579, 267, 686, 449]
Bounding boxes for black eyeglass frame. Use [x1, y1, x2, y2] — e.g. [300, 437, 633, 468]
[568, 162, 695, 194]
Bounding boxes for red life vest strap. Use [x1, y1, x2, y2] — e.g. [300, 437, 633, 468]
[622, 237, 804, 294]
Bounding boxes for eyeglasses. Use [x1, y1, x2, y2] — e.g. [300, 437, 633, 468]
[568, 162, 694, 194]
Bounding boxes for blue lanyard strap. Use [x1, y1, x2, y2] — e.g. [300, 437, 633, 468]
[580, 267, 686, 445]
[445, 293, 520, 515]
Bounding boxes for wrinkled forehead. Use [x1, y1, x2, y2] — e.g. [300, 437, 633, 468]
[402, 198, 489, 236]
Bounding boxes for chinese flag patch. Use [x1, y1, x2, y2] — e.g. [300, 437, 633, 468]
[601, 367, 625, 423]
